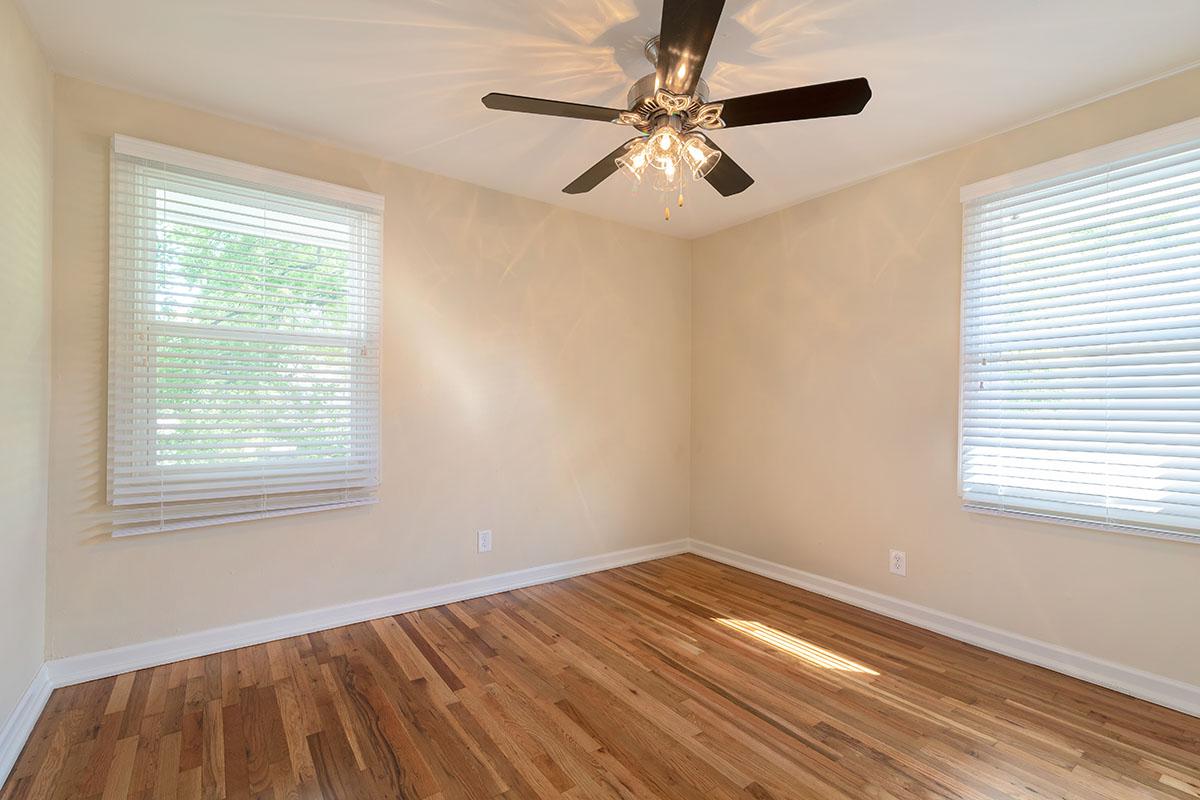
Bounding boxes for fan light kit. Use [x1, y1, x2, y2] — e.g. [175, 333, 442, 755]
[612, 85, 724, 219]
[482, 0, 872, 221]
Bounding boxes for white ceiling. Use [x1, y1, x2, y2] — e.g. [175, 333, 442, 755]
[20, 0, 1200, 238]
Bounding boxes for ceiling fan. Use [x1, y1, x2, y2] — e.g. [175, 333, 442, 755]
[480, 0, 871, 219]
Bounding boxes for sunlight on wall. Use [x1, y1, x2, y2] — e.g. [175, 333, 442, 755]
[714, 618, 879, 675]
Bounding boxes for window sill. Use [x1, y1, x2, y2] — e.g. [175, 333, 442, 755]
[962, 503, 1200, 545]
[111, 496, 379, 538]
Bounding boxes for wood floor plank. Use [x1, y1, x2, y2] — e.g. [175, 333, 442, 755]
[100, 736, 137, 800]
[200, 701, 224, 799]
[104, 675, 136, 718]
[154, 731, 181, 800]
[5, 554, 1199, 799]
[217, 704, 246, 800]
[23, 725, 67, 800]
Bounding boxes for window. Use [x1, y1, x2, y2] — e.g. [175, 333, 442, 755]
[108, 136, 382, 535]
[959, 119, 1200, 542]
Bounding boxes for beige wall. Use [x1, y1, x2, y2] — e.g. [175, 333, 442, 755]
[0, 0, 52, 722]
[692, 66, 1200, 685]
[39, 60, 1200, 688]
[47, 76, 691, 659]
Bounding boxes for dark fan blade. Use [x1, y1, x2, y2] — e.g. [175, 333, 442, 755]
[717, 78, 871, 128]
[656, 0, 725, 97]
[701, 137, 753, 196]
[482, 93, 623, 123]
[563, 139, 638, 194]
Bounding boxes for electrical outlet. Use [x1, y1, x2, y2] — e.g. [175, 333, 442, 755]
[477, 529, 493, 553]
[889, 549, 907, 577]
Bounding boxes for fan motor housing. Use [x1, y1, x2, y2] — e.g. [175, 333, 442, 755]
[626, 73, 710, 115]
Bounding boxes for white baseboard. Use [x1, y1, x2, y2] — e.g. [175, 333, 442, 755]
[689, 539, 1200, 718]
[0, 664, 52, 785]
[45, 538, 689, 689]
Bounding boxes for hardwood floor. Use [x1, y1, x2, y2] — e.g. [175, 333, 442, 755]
[4, 554, 1199, 800]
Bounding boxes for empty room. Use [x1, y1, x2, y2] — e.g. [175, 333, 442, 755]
[3, 0, 1200, 797]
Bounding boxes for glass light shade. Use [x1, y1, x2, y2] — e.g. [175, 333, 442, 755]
[650, 125, 683, 168]
[616, 139, 650, 183]
[651, 155, 681, 192]
[682, 134, 721, 179]
[649, 126, 682, 179]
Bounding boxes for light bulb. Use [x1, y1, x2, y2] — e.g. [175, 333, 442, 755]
[652, 124, 682, 157]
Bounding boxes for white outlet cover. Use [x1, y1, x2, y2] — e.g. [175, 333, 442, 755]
[889, 549, 907, 577]
[477, 529, 493, 553]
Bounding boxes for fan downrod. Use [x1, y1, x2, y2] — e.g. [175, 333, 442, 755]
[643, 35, 660, 66]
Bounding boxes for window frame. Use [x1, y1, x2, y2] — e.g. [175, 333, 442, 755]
[108, 136, 384, 536]
[958, 116, 1200, 544]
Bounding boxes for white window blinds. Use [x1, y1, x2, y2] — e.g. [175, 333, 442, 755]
[959, 121, 1200, 542]
[109, 136, 383, 536]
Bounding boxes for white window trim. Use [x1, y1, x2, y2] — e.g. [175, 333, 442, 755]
[960, 116, 1200, 202]
[958, 116, 1200, 544]
[113, 134, 385, 211]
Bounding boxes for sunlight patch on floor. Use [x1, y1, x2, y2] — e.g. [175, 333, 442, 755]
[714, 618, 879, 675]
